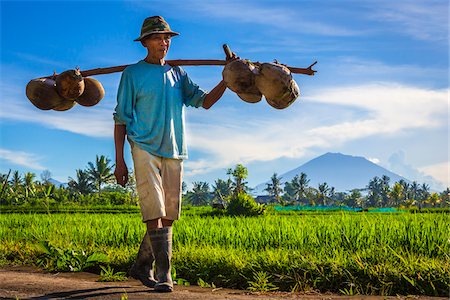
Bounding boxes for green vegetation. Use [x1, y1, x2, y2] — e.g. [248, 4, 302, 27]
[1, 159, 449, 296]
[226, 191, 265, 216]
[0, 211, 448, 296]
[1, 160, 448, 210]
[98, 265, 127, 282]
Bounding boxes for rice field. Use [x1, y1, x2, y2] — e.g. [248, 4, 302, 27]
[0, 211, 448, 296]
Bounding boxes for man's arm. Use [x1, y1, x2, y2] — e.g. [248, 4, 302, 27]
[202, 80, 227, 109]
[114, 124, 128, 187]
[202, 53, 239, 109]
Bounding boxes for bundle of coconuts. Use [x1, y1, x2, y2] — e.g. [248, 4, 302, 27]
[26, 69, 105, 111]
[222, 59, 300, 109]
[25, 45, 314, 111]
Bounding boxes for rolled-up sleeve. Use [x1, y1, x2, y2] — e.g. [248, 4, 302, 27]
[113, 70, 135, 125]
[179, 67, 207, 108]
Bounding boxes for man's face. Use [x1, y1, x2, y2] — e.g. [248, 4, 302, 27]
[142, 34, 172, 59]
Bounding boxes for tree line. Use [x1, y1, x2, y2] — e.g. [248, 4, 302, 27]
[1, 156, 449, 209]
[0, 155, 138, 206]
[262, 172, 449, 208]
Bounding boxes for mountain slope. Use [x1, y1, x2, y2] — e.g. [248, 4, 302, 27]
[253, 152, 409, 195]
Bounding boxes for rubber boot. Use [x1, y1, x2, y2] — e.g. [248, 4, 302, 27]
[149, 227, 173, 292]
[128, 231, 157, 288]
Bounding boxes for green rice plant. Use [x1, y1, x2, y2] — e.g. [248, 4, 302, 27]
[197, 277, 215, 288]
[247, 271, 278, 292]
[0, 211, 448, 295]
[98, 265, 127, 282]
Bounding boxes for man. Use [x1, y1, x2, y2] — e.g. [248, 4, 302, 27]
[113, 16, 233, 292]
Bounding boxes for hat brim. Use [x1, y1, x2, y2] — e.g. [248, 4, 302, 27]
[134, 31, 179, 42]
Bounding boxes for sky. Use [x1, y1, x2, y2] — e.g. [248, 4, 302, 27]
[0, 0, 448, 191]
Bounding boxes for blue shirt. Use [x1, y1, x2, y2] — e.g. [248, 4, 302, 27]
[113, 60, 207, 159]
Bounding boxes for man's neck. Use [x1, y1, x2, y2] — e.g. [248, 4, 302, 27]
[144, 56, 165, 65]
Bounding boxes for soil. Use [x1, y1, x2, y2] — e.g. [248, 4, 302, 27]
[0, 266, 447, 300]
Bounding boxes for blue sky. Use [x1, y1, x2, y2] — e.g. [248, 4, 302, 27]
[0, 0, 448, 191]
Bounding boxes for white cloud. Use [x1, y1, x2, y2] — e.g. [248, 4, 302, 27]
[368, 157, 380, 164]
[419, 161, 449, 188]
[0, 148, 45, 170]
[184, 83, 448, 178]
[0, 98, 114, 138]
[387, 151, 446, 191]
[0, 80, 115, 138]
[368, 1, 448, 43]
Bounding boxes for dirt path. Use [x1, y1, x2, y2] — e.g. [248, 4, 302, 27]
[0, 266, 447, 300]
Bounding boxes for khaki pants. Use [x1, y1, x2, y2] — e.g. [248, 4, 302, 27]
[131, 142, 183, 222]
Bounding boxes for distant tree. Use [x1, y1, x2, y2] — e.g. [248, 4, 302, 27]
[305, 187, 318, 206]
[409, 181, 420, 201]
[10, 170, 22, 192]
[345, 189, 363, 207]
[227, 164, 249, 194]
[380, 175, 391, 207]
[124, 169, 138, 203]
[23, 172, 36, 198]
[419, 183, 430, 201]
[186, 181, 211, 206]
[317, 182, 331, 206]
[87, 155, 114, 193]
[390, 182, 403, 207]
[0, 170, 12, 204]
[68, 169, 94, 195]
[264, 173, 283, 204]
[424, 193, 440, 207]
[366, 176, 382, 207]
[182, 182, 188, 195]
[284, 173, 310, 205]
[40, 170, 52, 185]
[212, 178, 233, 204]
[398, 179, 410, 201]
[331, 191, 346, 205]
[440, 188, 450, 207]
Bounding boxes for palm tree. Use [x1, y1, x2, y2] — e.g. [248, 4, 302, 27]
[419, 183, 430, 200]
[10, 170, 22, 192]
[87, 155, 114, 193]
[68, 169, 94, 195]
[440, 188, 450, 207]
[0, 170, 11, 203]
[380, 175, 391, 207]
[398, 179, 410, 201]
[212, 178, 232, 204]
[264, 173, 283, 204]
[186, 181, 210, 206]
[346, 189, 363, 207]
[227, 164, 249, 194]
[409, 181, 419, 201]
[284, 173, 310, 205]
[317, 182, 331, 206]
[23, 172, 36, 198]
[367, 176, 382, 207]
[390, 182, 403, 207]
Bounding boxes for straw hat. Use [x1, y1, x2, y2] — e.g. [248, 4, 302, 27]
[134, 16, 179, 42]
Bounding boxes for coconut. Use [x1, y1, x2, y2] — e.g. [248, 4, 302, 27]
[76, 77, 105, 106]
[222, 59, 262, 103]
[55, 69, 85, 100]
[25, 78, 65, 110]
[255, 63, 300, 109]
[52, 98, 76, 111]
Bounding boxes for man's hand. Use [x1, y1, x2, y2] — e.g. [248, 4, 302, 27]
[114, 160, 129, 187]
[226, 51, 239, 62]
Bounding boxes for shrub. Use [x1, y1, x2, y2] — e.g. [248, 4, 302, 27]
[226, 192, 265, 216]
